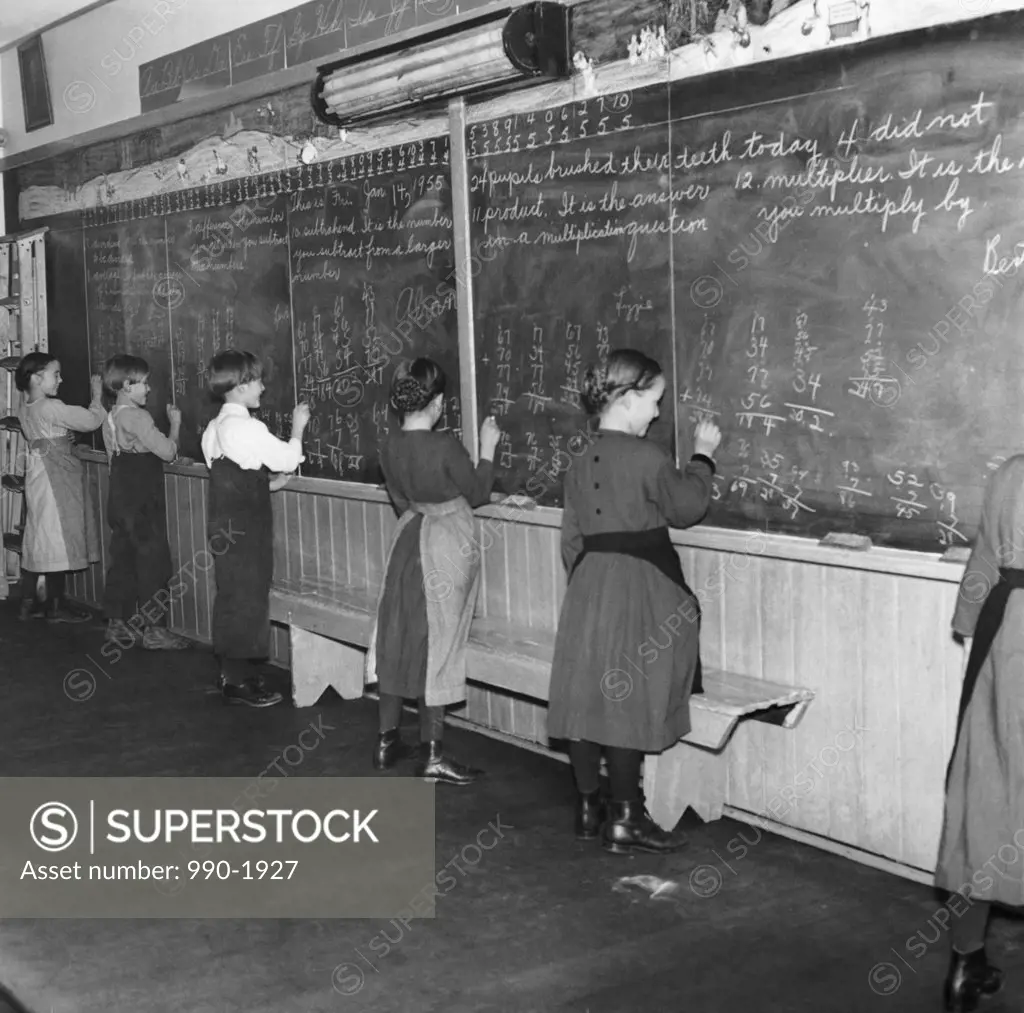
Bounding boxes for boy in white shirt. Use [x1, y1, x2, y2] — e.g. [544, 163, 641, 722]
[201, 350, 310, 707]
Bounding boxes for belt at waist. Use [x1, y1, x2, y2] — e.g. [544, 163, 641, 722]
[998, 567, 1024, 587]
[570, 527, 692, 600]
[29, 435, 72, 451]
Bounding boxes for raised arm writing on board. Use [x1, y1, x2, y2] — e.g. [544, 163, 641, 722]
[444, 416, 500, 508]
[54, 374, 107, 433]
[656, 419, 722, 530]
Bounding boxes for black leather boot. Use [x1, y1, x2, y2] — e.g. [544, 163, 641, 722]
[416, 741, 482, 786]
[944, 948, 1002, 1011]
[602, 800, 689, 855]
[373, 729, 411, 771]
[575, 790, 605, 840]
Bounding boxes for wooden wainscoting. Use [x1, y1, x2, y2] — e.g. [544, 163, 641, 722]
[71, 452, 966, 874]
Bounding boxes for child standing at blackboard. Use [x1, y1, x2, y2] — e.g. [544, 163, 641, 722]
[368, 358, 500, 785]
[15, 353, 106, 623]
[548, 348, 721, 853]
[101, 354, 190, 651]
[202, 349, 309, 707]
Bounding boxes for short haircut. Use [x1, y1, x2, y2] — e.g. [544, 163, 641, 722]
[14, 352, 56, 393]
[208, 349, 263, 397]
[103, 354, 149, 396]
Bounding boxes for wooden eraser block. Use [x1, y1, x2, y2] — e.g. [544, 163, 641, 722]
[819, 532, 873, 551]
[495, 494, 536, 510]
[940, 546, 972, 564]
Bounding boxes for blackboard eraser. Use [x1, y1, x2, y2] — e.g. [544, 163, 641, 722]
[819, 532, 873, 551]
[940, 546, 972, 564]
[496, 494, 536, 510]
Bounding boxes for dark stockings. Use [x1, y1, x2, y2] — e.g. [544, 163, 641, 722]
[218, 657, 253, 687]
[569, 740, 643, 801]
[951, 897, 990, 954]
[21, 570, 64, 602]
[378, 692, 445, 743]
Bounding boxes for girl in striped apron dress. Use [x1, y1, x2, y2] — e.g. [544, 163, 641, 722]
[15, 354, 105, 623]
[368, 358, 500, 785]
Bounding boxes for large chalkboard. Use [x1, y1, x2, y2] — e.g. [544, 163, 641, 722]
[669, 16, 1024, 550]
[84, 218, 174, 433]
[66, 136, 455, 478]
[467, 11, 1024, 550]
[165, 195, 295, 459]
[468, 87, 676, 502]
[288, 137, 460, 483]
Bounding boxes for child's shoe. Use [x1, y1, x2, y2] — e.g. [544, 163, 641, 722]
[218, 672, 283, 708]
[602, 800, 689, 855]
[373, 729, 412, 770]
[416, 741, 482, 786]
[575, 789, 606, 840]
[141, 626, 191, 651]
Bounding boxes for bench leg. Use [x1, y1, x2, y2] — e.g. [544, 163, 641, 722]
[644, 740, 729, 829]
[289, 626, 365, 707]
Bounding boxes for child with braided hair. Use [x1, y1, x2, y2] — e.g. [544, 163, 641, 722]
[548, 348, 721, 853]
[368, 358, 501, 785]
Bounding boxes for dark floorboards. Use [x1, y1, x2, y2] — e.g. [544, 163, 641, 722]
[0, 603, 1021, 1012]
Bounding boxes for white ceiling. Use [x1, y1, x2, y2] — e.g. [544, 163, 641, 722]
[0, 0, 114, 51]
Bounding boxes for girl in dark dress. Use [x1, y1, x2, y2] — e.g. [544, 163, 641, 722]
[548, 349, 721, 854]
[932, 456, 1024, 1010]
[367, 358, 501, 785]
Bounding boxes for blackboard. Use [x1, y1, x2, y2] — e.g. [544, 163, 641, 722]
[468, 86, 676, 503]
[84, 218, 174, 433]
[668, 15, 1024, 550]
[287, 137, 460, 482]
[467, 11, 1024, 550]
[46, 227, 91, 413]
[164, 195, 295, 459]
[66, 137, 454, 477]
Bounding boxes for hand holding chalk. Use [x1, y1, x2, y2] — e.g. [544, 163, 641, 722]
[90, 374, 104, 402]
[479, 414, 501, 461]
[694, 419, 722, 458]
[291, 402, 311, 438]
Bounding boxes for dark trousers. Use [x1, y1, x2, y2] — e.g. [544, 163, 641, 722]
[102, 453, 173, 624]
[209, 459, 272, 661]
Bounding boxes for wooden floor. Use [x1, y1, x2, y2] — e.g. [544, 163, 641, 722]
[1, 603, 1021, 1013]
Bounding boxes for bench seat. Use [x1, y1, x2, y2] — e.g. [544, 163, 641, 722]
[269, 579, 814, 755]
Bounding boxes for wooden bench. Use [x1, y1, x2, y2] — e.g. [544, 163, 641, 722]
[269, 578, 814, 828]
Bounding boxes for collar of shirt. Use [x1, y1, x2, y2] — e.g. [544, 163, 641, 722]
[217, 402, 251, 419]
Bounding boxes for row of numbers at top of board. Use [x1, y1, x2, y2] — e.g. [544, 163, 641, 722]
[466, 95, 639, 157]
[79, 138, 449, 228]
